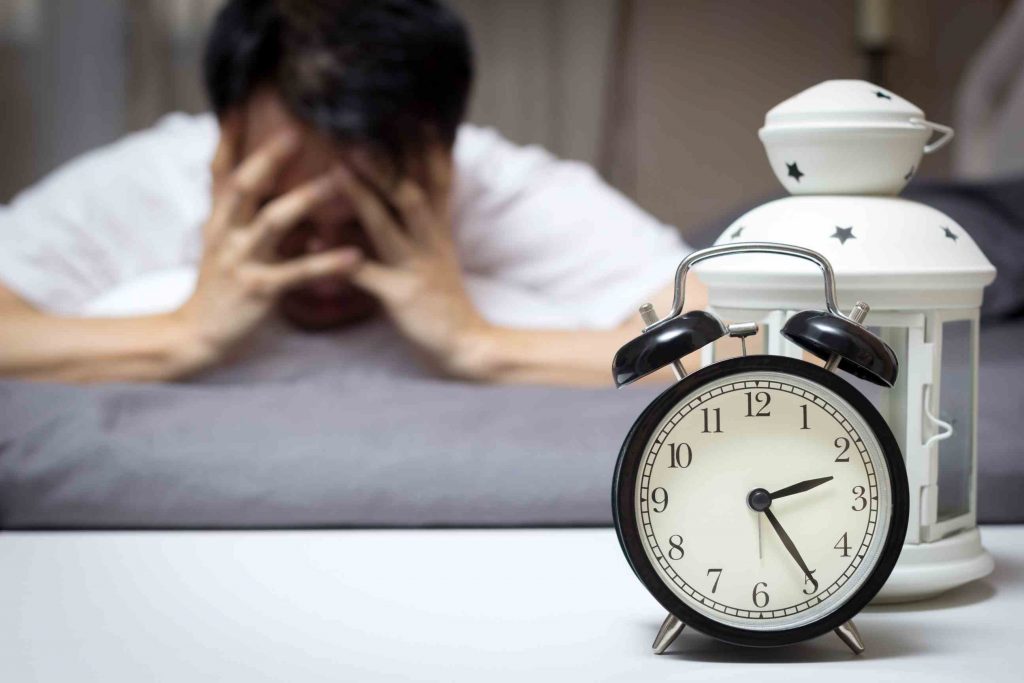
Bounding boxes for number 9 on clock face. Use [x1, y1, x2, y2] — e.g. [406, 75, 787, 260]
[613, 356, 908, 647]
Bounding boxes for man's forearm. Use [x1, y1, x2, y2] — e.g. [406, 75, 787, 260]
[448, 278, 709, 387]
[0, 308, 214, 383]
[450, 324, 695, 387]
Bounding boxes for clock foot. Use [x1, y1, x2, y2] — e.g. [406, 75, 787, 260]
[834, 619, 865, 655]
[652, 613, 685, 654]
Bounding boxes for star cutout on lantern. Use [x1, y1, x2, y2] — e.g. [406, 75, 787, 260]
[831, 226, 855, 245]
[875, 90, 892, 100]
[731, 226, 745, 239]
[942, 226, 958, 242]
[904, 166, 915, 181]
[786, 162, 804, 182]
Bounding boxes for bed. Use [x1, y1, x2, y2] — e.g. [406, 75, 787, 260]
[1, 308, 1022, 529]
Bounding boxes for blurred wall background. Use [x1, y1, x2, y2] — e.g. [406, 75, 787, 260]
[0, 0, 1015, 242]
[610, 0, 1011, 234]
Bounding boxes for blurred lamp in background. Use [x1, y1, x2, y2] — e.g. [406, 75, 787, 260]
[696, 80, 996, 603]
[856, 0, 893, 85]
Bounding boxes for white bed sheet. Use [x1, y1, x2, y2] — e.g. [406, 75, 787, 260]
[1, 526, 1020, 682]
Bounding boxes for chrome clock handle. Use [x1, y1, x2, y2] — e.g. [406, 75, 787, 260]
[654, 242, 843, 331]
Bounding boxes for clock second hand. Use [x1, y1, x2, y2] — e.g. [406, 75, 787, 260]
[758, 513, 763, 561]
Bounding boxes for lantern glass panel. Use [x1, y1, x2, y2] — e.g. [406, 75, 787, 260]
[937, 319, 974, 522]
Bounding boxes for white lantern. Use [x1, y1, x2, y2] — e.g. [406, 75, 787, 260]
[695, 81, 996, 602]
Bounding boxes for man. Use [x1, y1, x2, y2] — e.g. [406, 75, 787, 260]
[0, 0, 701, 385]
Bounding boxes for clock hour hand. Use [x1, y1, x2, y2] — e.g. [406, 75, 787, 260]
[763, 508, 817, 587]
[768, 476, 833, 501]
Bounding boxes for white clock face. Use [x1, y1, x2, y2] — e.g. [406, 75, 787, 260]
[635, 370, 892, 631]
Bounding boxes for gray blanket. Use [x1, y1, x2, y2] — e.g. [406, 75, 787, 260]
[0, 317, 1021, 528]
[0, 319, 662, 528]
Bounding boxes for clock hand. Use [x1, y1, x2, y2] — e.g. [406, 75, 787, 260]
[763, 507, 816, 586]
[768, 476, 833, 501]
[750, 508, 764, 561]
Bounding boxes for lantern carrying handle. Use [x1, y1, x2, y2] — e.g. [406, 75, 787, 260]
[922, 384, 954, 447]
[653, 242, 843, 331]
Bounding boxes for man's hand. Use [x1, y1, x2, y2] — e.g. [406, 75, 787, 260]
[332, 152, 713, 386]
[336, 150, 489, 376]
[176, 116, 363, 363]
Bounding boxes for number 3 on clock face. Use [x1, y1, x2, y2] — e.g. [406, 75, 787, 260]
[613, 356, 908, 647]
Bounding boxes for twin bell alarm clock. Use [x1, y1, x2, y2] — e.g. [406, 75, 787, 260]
[610, 243, 909, 655]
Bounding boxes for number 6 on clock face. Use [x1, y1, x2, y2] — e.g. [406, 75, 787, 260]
[613, 355, 908, 648]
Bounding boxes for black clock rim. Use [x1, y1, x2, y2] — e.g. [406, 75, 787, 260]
[612, 355, 909, 648]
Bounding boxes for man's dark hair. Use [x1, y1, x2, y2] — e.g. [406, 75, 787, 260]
[203, 0, 473, 171]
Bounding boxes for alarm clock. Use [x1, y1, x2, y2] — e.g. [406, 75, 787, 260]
[611, 242, 909, 655]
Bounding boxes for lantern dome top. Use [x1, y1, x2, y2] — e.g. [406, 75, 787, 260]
[696, 195, 996, 312]
[763, 79, 925, 129]
[757, 80, 954, 196]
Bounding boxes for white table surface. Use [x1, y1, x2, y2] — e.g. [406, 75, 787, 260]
[2, 525, 1020, 682]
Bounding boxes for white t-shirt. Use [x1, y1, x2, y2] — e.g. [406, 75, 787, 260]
[0, 113, 689, 329]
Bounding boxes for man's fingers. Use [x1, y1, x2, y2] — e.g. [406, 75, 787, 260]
[391, 180, 436, 245]
[425, 143, 454, 209]
[245, 172, 340, 258]
[211, 110, 243, 188]
[221, 129, 302, 223]
[205, 112, 247, 243]
[348, 259, 407, 300]
[333, 164, 412, 261]
[252, 247, 363, 293]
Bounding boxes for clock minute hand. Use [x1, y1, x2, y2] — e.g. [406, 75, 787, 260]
[769, 476, 833, 501]
[763, 507, 816, 587]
